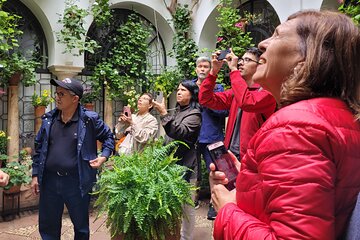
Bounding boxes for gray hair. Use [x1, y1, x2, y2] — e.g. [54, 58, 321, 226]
[196, 56, 211, 68]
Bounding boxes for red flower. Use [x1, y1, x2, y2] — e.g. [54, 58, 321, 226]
[235, 22, 244, 28]
[217, 37, 223, 42]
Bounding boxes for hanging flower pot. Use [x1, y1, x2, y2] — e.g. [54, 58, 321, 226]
[34, 106, 46, 133]
[3, 184, 21, 194]
[84, 103, 95, 111]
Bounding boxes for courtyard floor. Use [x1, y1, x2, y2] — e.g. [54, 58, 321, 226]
[0, 199, 214, 240]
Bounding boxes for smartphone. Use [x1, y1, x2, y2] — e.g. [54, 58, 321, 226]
[123, 106, 131, 117]
[155, 91, 163, 103]
[207, 141, 239, 191]
[217, 49, 231, 60]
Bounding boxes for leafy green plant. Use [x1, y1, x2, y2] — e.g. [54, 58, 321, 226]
[0, 0, 22, 52]
[215, 0, 253, 57]
[0, 130, 9, 155]
[1, 161, 31, 190]
[80, 85, 98, 104]
[0, 1, 40, 87]
[94, 139, 195, 239]
[150, 67, 182, 98]
[90, 14, 152, 107]
[56, 0, 100, 56]
[171, 4, 198, 80]
[90, 0, 113, 26]
[31, 89, 53, 107]
[339, 0, 360, 25]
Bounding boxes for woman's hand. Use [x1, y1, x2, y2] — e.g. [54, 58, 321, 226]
[152, 99, 168, 116]
[209, 150, 241, 189]
[212, 185, 237, 211]
[119, 113, 133, 125]
[209, 150, 241, 211]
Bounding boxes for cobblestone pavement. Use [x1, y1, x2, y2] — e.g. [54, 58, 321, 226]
[0, 200, 214, 240]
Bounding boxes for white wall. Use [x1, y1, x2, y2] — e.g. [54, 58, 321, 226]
[20, 0, 332, 69]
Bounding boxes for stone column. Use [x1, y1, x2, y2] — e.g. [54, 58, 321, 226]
[7, 73, 21, 162]
[104, 87, 113, 129]
[48, 65, 83, 80]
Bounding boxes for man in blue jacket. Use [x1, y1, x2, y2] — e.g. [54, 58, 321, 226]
[31, 78, 114, 240]
[193, 57, 228, 220]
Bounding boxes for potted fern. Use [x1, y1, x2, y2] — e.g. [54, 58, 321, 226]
[94, 140, 195, 240]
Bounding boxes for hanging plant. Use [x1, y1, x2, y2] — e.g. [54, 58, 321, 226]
[90, 0, 113, 26]
[171, 4, 198, 80]
[0, 0, 40, 87]
[90, 14, 152, 109]
[56, 0, 100, 56]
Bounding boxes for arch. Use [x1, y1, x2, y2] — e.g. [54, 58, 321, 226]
[84, 8, 166, 75]
[109, 0, 175, 65]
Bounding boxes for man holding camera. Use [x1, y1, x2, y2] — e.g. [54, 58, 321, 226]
[199, 47, 276, 161]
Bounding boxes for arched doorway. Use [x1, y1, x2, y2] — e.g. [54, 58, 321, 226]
[0, 0, 49, 149]
[80, 8, 166, 120]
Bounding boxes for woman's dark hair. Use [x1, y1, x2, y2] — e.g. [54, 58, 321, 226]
[280, 10, 360, 119]
[179, 80, 200, 110]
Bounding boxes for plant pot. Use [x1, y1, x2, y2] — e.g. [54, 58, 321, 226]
[34, 106, 46, 133]
[111, 224, 181, 240]
[8, 72, 22, 86]
[84, 103, 94, 111]
[4, 185, 21, 194]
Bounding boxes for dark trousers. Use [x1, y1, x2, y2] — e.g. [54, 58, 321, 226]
[39, 171, 90, 240]
[197, 142, 213, 172]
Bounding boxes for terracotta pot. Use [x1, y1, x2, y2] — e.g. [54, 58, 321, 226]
[34, 106, 46, 133]
[111, 222, 181, 240]
[84, 103, 94, 111]
[4, 185, 21, 194]
[8, 72, 22, 86]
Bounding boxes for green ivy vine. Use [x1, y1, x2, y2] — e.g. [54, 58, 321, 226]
[172, 4, 198, 80]
[0, 0, 39, 87]
[90, 0, 113, 26]
[56, 0, 101, 56]
[90, 14, 152, 109]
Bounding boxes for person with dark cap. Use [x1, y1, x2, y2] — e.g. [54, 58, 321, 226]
[31, 78, 114, 240]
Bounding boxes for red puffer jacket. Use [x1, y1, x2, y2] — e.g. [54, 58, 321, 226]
[213, 98, 360, 240]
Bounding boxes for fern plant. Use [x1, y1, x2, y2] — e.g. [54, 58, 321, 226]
[94, 139, 195, 240]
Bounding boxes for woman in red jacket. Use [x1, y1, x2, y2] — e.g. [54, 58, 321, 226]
[210, 10, 360, 240]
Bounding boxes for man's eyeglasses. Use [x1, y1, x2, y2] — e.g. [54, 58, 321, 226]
[238, 57, 259, 64]
[54, 91, 75, 98]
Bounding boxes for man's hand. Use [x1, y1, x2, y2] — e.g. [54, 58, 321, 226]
[210, 51, 225, 76]
[89, 156, 107, 169]
[31, 176, 40, 195]
[225, 48, 239, 71]
[0, 170, 9, 187]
